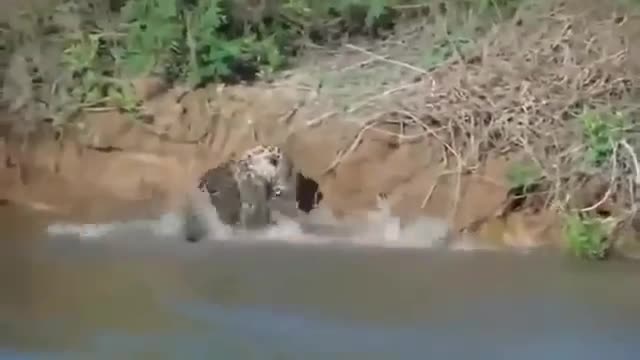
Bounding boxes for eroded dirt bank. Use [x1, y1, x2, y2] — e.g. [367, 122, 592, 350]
[6, 0, 640, 258]
[0, 79, 563, 252]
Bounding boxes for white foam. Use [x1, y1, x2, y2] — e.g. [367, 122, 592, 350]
[45, 189, 481, 251]
[47, 222, 120, 240]
[46, 214, 188, 241]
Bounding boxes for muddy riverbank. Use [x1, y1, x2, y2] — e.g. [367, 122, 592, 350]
[0, 78, 562, 253]
[4, 0, 640, 258]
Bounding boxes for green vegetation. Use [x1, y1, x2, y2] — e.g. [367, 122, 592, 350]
[506, 161, 543, 195]
[62, 33, 139, 114]
[564, 213, 611, 260]
[2, 0, 530, 120]
[2, 0, 408, 120]
[578, 109, 627, 168]
[117, 0, 292, 85]
[505, 119, 626, 261]
[560, 108, 635, 260]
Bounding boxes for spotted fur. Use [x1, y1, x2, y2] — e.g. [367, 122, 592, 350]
[238, 144, 293, 197]
[185, 145, 293, 241]
[234, 162, 272, 229]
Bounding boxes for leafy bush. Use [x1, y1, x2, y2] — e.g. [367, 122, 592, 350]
[15, 0, 527, 119]
[564, 213, 611, 260]
[61, 32, 139, 118]
[119, 0, 252, 84]
[5, 0, 407, 121]
[61, 0, 527, 89]
[53, 0, 405, 99]
[119, 0, 185, 77]
[578, 110, 626, 168]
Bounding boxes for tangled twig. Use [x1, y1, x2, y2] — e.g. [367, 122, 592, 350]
[322, 115, 387, 174]
[344, 44, 429, 75]
[580, 144, 618, 213]
[311, 7, 639, 228]
[305, 82, 419, 128]
[621, 139, 640, 186]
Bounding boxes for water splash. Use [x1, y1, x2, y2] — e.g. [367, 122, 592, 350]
[45, 190, 474, 250]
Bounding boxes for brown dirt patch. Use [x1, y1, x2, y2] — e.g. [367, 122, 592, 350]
[290, 119, 556, 249]
[0, 81, 305, 222]
[0, 83, 547, 249]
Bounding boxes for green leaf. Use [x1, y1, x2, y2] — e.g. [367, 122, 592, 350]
[154, 0, 178, 19]
[199, 0, 225, 30]
[365, 0, 387, 27]
[123, 53, 155, 75]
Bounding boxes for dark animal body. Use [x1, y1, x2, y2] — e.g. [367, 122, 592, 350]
[200, 158, 282, 228]
[236, 170, 273, 229]
[197, 163, 244, 226]
[183, 163, 242, 243]
[183, 144, 297, 242]
[183, 159, 277, 242]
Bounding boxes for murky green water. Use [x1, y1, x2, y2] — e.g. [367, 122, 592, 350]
[1, 205, 640, 359]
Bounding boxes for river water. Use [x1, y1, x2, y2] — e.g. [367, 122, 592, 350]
[1, 204, 640, 359]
